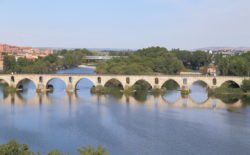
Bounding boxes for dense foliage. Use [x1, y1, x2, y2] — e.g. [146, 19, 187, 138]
[173, 49, 212, 70]
[97, 47, 250, 76]
[96, 47, 184, 75]
[242, 79, 250, 92]
[2, 46, 250, 76]
[0, 140, 108, 155]
[3, 49, 92, 74]
[215, 53, 250, 76]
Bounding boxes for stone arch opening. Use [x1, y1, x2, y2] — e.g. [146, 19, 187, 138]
[190, 80, 209, 104]
[0, 79, 9, 87]
[191, 80, 209, 89]
[75, 78, 95, 90]
[46, 78, 66, 91]
[104, 78, 124, 90]
[161, 79, 181, 104]
[16, 78, 36, 91]
[220, 80, 240, 88]
[0, 79, 10, 99]
[133, 79, 152, 91]
[161, 79, 181, 90]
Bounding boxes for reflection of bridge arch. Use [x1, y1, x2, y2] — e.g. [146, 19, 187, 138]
[189, 96, 209, 105]
[189, 80, 209, 104]
[161, 93, 182, 104]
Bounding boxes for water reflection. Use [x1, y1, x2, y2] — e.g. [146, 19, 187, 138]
[190, 81, 209, 104]
[0, 77, 249, 111]
[0, 69, 250, 155]
[162, 90, 181, 104]
[0, 89, 246, 111]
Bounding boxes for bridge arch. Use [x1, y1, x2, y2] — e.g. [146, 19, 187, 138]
[189, 80, 209, 104]
[75, 78, 96, 90]
[190, 80, 210, 89]
[0, 78, 10, 87]
[161, 79, 181, 90]
[16, 78, 37, 90]
[46, 78, 67, 90]
[104, 78, 124, 90]
[132, 79, 153, 90]
[220, 80, 241, 88]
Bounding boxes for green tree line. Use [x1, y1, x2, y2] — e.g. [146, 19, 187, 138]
[0, 140, 108, 155]
[96, 47, 184, 75]
[3, 49, 92, 74]
[2, 47, 250, 76]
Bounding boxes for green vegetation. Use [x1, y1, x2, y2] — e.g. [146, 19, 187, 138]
[210, 80, 250, 96]
[0, 140, 109, 155]
[173, 49, 212, 70]
[215, 53, 250, 76]
[4, 86, 17, 93]
[97, 47, 250, 76]
[78, 146, 109, 155]
[242, 79, 250, 92]
[3, 46, 250, 76]
[96, 47, 184, 75]
[3, 49, 93, 74]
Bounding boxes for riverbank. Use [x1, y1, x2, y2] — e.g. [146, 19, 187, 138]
[209, 87, 250, 96]
[78, 64, 96, 69]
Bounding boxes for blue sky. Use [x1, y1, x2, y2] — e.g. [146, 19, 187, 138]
[0, 0, 250, 49]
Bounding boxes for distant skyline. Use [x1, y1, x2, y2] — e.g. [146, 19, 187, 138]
[1, 0, 250, 50]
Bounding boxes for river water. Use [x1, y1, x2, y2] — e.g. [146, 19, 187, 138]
[0, 68, 250, 155]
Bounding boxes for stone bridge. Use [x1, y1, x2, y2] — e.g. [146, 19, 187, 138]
[0, 74, 248, 92]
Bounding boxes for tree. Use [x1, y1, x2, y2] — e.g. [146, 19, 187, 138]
[95, 47, 184, 75]
[3, 55, 16, 73]
[78, 146, 108, 155]
[0, 140, 37, 155]
[242, 80, 250, 92]
[47, 150, 64, 155]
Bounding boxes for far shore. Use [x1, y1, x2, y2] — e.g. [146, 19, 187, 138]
[78, 64, 96, 69]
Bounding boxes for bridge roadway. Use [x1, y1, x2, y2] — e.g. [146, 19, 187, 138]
[0, 74, 248, 92]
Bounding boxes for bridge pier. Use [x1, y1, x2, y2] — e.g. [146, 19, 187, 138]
[153, 84, 160, 89]
[9, 82, 16, 89]
[36, 83, 46, 93]
[181, 84, 190, 96]
[66, 83, 75, 93]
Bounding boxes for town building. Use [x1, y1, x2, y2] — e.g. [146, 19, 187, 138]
[0, 44, 53, 71]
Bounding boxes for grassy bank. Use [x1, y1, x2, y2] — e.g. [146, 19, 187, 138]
[209, 87, 250, 96]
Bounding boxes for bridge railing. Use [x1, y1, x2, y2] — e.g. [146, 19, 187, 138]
[0, 74, 248, 78]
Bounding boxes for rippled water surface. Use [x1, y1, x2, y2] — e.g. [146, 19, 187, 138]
[0, 68, 250, 155]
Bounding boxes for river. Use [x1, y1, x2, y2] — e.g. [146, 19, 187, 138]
[0, 67, 250, 155]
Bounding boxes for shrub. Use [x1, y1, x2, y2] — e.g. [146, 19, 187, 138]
[242, 79, 250, 92]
